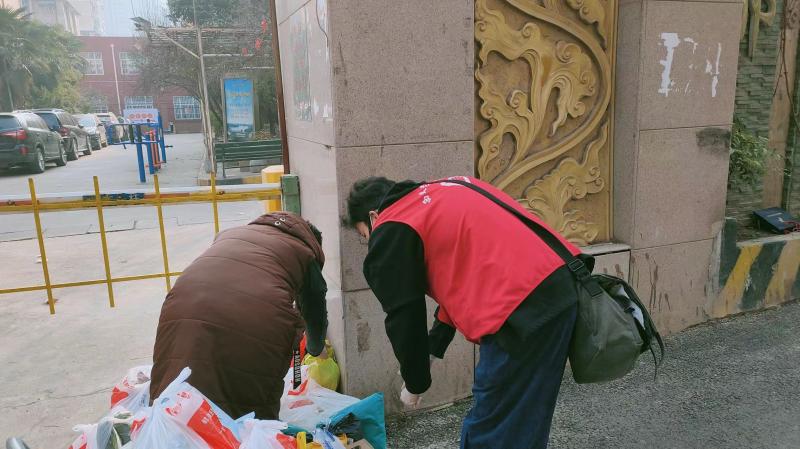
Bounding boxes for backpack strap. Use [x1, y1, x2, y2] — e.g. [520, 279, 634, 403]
[435, 179, 667, 377]
[431, 179, 596, 286]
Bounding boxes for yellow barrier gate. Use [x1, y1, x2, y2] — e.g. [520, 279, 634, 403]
[0, 173, 299, 314]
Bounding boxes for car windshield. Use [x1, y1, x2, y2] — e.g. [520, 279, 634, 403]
[36, 113, 60, 130]
[78, 116, 96, 127]
[0, 116, 20, 131]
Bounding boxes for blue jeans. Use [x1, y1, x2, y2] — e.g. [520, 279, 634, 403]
[461, 304, 577, 449]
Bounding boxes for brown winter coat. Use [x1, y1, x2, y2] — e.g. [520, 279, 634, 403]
[149, 212, 325, 419]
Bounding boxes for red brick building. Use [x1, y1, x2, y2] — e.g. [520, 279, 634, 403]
[78, 36, 203, 134]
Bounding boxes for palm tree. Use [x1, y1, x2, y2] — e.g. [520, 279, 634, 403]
[0, 7, 86, 111]
[0, 7, 29, 110]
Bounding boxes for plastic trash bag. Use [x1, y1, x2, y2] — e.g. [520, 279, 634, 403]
[110, 366, 152, 414]
[312, 428, 346, 449]
[239, 419, 296, 449]
[130, 367, 240, 449]
[279, 378, 359, 432]
[69, 424, 109, 449]
[69, 413, 134, 449]
[302, 354, 340, 391]
[330, 394, 386, 449]
[282, 365, 309, 397]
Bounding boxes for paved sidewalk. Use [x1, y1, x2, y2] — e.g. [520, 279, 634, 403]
[387, 301, 800, 448]
[0, 133, 264, 241]
[0, 220, 251, 448]
[0, 133, 207, 195]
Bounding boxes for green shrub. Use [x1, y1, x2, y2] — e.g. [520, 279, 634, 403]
[729, 119, 774, 192]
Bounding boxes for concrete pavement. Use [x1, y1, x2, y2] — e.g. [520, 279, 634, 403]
[0, 133, 264, 241]
[0, 132, 265, 446]
[0, 220, 252, 448]
[387, 301, 800, 448]
[3, 132, 798, 448]
[0, 133, 205, 195]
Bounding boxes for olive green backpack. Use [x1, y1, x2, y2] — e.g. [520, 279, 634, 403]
[442, 179, 665, 383]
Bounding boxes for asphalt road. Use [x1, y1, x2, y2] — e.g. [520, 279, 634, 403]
[387, 301, 800, 448]
[0, 133, 263, 241]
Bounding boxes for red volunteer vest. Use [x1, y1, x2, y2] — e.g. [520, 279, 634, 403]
[373, 177, 581, 343]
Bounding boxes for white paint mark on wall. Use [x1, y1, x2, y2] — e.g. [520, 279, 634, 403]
[659, 32, 681, 97]
[684, 37, 698, 54]
[658, 33, 723, 98]
[711, 43, 722, 98]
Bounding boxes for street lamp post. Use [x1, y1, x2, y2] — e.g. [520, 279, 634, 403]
[110, 43, 123, 114]
[193, 0, 215, 173]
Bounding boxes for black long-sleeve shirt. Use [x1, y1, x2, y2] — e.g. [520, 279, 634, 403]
[364, 222, 456, 394]
[362, 182, 580, 395]
[297, 260, 328, 357]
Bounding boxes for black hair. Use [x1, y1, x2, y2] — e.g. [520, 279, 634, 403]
[346, 177, 396, 227]
[306, 221, 323, 245]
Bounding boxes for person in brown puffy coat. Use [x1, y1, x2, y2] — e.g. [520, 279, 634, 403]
[149, 212, 328, 419]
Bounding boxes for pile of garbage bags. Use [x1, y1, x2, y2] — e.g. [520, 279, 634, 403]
[67, 365, 386, 449]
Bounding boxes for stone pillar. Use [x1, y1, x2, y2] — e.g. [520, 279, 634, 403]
[276, 0, 476, 411]
[613, 0, 742, 333]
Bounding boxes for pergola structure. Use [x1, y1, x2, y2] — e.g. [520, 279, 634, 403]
[132, 15, 280, 172]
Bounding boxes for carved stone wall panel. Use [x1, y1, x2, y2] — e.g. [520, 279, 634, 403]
[475, 0, 616, 244]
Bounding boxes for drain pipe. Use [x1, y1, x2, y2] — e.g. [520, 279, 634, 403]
[784, 41, 800, 214]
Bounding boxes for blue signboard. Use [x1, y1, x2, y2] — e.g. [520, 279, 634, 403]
[223, 78, 255, 141]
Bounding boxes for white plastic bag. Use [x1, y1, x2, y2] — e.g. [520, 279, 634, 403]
[130, 406, 197, 449]
[69, 424, 109, 449]
[239, 419, 295, 449]
[282, 365, 309, 397]
[130, 367, 240, 449]
[279, 378, 359, 431]
[69, 413, 133, 449]
[312, 428, 347, 449]
[110, 365, 152, 414]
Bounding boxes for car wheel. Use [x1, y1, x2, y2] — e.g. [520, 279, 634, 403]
[67, 138, 79, 160]
[55, 142, 67, 167]
[83, 137, 92, 156]
[30, 148, 46, 173]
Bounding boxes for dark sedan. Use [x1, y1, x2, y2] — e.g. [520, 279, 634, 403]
[0, 112, 67, 173]
[32, 109, 92, 160]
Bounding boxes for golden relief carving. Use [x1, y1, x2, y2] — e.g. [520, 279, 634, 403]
[475, 0, 615, 244]
[520, 123, 607, 245]
[565, 0, 608, 47]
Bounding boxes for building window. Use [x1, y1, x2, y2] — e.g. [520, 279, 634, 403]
[173, 96, 201, 120]
[119, 52, 141, 75]
[92, 101, 109, 113]
[124, 96, 154, 109]
[80, 52, 104, 75]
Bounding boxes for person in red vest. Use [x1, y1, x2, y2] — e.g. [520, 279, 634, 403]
[346, 176, 582, 449]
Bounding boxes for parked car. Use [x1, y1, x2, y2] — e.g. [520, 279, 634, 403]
[0, 112, 67, 173]
[96, 112, 126, 143]
[32, 109, 92, 160]
[75, 113, 108, 150]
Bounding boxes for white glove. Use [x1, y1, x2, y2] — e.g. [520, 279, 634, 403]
[400, 384, 422, 409]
